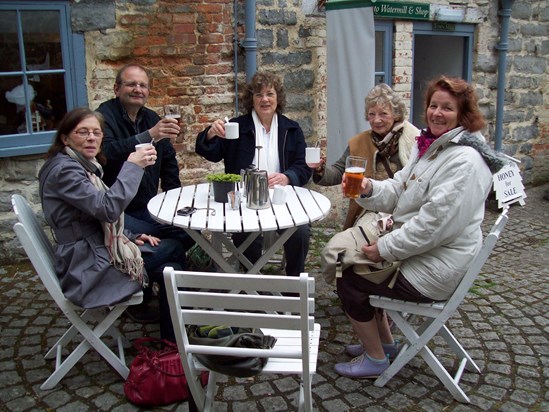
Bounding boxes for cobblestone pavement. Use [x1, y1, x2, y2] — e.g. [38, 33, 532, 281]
[1, 184, 548, 412]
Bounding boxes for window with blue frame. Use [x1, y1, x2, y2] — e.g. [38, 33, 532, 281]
[0, 1, 85, 157]
[374, 21, 393, 86]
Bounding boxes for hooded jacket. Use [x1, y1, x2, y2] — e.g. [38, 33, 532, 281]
[357, 127, 506, 300]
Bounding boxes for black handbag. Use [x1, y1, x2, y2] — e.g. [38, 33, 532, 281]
[188, 325, 277, 378]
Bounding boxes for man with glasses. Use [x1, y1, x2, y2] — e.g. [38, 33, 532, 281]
[97, 63, 192, 325]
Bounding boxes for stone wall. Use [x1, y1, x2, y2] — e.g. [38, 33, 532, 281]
[1, 0, 547, 263]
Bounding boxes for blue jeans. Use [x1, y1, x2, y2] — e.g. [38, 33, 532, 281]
[125, 208, 195, 251]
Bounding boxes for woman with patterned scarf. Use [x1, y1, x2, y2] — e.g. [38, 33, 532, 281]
[310, 83, 419, 229]
[334, 76, 508, 379]
[39, 108, 179, 341]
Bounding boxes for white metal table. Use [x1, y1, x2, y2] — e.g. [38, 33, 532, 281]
[147, 183, 331, 273]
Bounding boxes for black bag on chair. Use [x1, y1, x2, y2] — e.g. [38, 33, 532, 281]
[188, 325, 277, 377]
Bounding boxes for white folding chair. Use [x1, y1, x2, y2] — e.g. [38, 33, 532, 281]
[11, 194, 143, 390]
[369, 206, 509, 403]
[164, 268, 321, 412]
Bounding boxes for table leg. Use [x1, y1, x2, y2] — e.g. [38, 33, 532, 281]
[183, 229, 235, 273]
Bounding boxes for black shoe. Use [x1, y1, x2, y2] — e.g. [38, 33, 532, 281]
[124, 302, 160, 324]
[544, 189, 549, 201]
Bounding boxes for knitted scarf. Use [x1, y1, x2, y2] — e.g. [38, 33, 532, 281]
[416, 128, 443, 158]
[64, 147, 146, 286]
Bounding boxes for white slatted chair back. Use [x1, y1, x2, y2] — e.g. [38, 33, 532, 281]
[369, 206, 509, 403]
[164, 268, 321, 412]
[11, 194, 142, 390]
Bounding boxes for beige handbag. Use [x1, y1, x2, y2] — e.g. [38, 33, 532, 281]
[321, 211, 399, 285]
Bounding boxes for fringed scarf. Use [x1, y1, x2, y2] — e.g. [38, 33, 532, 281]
[372, 121, 404, 159]
[64, 147, 146, 286]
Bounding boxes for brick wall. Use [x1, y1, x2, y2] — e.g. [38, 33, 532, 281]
[1, 0, 547, 263]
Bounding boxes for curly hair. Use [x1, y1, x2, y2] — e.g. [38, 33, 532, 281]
[47, 107, 106, 164]
[364, 83, 407, 123]
[241, 71, 286, 115]
[424, 76, 485, 132]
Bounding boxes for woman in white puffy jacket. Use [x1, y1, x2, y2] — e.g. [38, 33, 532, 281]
[334, 76, 508, 379]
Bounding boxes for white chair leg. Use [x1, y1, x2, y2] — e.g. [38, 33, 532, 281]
[439, 325, 481, 373]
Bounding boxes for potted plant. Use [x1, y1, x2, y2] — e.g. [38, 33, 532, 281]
[207, 173, 241, 203]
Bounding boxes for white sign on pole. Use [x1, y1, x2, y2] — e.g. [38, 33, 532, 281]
[493, 162, 526, 208]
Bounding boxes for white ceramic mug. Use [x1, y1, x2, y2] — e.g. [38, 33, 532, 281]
[224, 122, 239, 139]
[305, 147, 321, 164]
[272, 185, 287, 205]
[135, 142, 153, 151]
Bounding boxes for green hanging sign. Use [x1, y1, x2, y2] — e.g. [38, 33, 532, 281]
[326, 1, 430, 21]
[325, 0, 374, 11]
[373, 1, 430, 20]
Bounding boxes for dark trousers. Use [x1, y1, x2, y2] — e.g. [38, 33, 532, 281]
[336, 267, 436, 322]
[126, 210, 192, 343]
[232, 224, 311, 277]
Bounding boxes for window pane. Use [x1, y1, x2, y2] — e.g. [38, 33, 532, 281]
[0, 73, 65, 135]
[375, 74, 385, 84]
[22, 11, 63, 70]
[35, 73, 67, 131]
[1, 76, 31, 134]
[375, 31, 384, 72]
[0, 11, 21, 71]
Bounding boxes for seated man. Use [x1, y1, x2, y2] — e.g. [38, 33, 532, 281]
[195, 71, 312, 277]
[97, 63, 193, 322]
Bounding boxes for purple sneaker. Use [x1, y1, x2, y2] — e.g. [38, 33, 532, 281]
[345, 340, 400, 360]
[335, 354, 389, 378]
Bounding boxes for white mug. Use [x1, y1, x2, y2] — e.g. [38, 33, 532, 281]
[224, 122, 239, 139]
[135, 142, 153, 151]
[272, 185, 287, 205]
[305, 147, 321, 164]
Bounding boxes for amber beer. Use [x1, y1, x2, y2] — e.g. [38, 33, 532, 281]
[344, 156, 367, 198]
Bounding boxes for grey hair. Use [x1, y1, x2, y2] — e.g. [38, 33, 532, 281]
[364, 83, 407, 123]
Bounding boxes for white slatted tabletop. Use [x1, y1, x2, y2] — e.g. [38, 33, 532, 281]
[148, 183, 331, 273]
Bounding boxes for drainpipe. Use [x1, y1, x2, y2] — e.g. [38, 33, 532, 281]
[233, 0, 239, 114]
[494, 0, 515, 151]
[242, 0, 257, 82]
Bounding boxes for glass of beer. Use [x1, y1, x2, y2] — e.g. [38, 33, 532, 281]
[344, 156, 367, 198]
[163, 104, 181, 122]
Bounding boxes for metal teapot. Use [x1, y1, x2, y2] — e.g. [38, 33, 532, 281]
[240, 164, 256, 198]
[246, 169, 271, 209]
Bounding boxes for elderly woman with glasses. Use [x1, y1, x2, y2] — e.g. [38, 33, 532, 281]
[38, 107, 180, 341]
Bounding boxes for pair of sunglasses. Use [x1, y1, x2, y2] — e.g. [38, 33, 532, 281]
[176, 206, 216, 216]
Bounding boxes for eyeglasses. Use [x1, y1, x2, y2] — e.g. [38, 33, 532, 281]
[73, 129, 104, 139]
[253, 92, 276, 99]
[119, 81, 149, 90]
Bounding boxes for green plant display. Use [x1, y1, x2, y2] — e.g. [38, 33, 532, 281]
[206, 173, 242, 183]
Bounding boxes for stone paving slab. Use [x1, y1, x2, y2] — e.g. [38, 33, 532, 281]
[1, 184, 548, 411]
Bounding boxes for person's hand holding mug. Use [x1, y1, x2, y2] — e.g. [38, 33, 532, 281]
[206, 118, 239, 140]
[129, 143, 157, 168]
